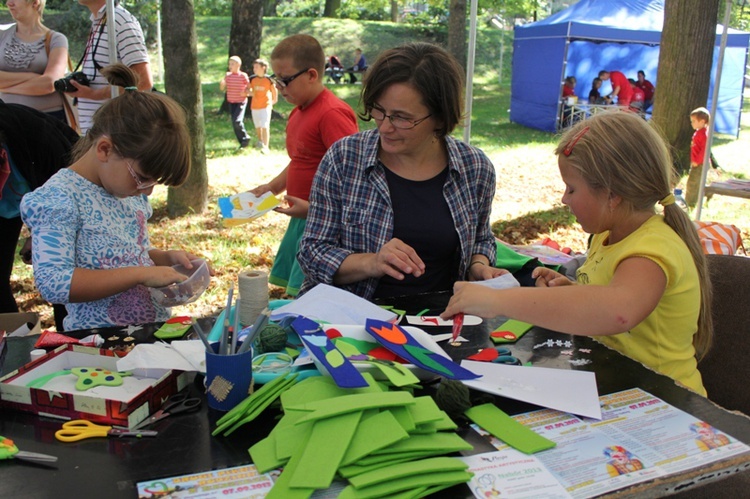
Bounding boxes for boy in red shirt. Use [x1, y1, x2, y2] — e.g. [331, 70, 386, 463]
[685, 107, 710, 208]
[220, 56, 251, 148]
[249, 35, 358, 296]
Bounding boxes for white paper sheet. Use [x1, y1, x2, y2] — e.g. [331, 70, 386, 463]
[269, 284, 397, 324]
[461, 360, 602, 420]
[116, 340, 206, 373]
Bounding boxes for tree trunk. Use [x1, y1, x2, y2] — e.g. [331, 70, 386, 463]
[161, 0, 208, 217]
[230, 0, 264, 74]
[448, 0, 467, 69]
[652, 0, 719, 177]
[323, 0, 341, 18]
[391, 0, 399, 23]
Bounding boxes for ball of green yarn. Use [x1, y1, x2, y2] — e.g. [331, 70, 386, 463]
[434, 378, 472, 419]
[256, 323, 287, 353]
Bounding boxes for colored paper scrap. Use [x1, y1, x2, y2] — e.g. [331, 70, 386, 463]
[347, 456, 469, 489]
[340, 411, 410, 466]
[464, 403, 556, 454]
[365, 319, 480, 380]
[338, 469, 473, 499]
[490, 319, 534, 344]
[290, 391, 415, 424]
[218, 191, 280, 227]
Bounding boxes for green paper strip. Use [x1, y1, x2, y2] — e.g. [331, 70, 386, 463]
[264, 441, 315, 499]
[338, 470, 473, 499]
[275, 418, 313, 460]
[288, 411, 361, 489]
[217, 372, 297, 427]
[365, 361, 420, 387]
[348, 456, 468, 489]
[26, 369, 70, 389]
[291, 392, 415, 424]
[371, 431, 472, 456]
[249, 433, 286, 473]
[465, 403, 556, 454]
[408, 396, 444, 426]
[389, 486, 429, 499]
[389, 406, 415, 433]
[340, 410, 409, 466]
[491, 319, 534, 344]
[358, 448, 457, 466]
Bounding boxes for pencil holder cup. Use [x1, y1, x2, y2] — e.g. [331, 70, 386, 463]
[205, 343, 253, 411]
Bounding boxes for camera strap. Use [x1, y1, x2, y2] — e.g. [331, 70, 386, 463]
[75, 13, 107, 76]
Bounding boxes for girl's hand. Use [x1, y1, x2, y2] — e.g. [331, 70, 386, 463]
[440, 281, 501, 319]
[249, 184, 272, 197]
[532, 267, 573, 287]
[372, 238, 425, 280]
[151, 250, 215, 276]
[141, 266, 189, 288]
[274, 195, 309, 218]
[468, 262, 509, 281]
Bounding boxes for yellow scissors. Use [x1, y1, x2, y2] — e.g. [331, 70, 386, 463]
[55, 420, 158, 443]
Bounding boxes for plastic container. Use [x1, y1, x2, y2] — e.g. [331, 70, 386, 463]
[149, 259, 210, 307]
[674, 188, 689, 211]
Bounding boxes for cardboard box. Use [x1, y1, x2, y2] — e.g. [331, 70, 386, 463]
[0, 312, 41, 336]
[0, 344, 189, 428]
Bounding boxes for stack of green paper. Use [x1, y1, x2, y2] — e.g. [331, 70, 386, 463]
[249, 374, 473, 498]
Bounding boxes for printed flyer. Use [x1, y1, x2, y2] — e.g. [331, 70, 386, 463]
[137, 464, 275, 498]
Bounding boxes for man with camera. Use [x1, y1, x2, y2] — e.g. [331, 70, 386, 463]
[66, 0, 152, 134]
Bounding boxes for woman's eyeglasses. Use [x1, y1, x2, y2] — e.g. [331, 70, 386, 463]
[270, 68, 311, 88]
[370, 107, 431, 130]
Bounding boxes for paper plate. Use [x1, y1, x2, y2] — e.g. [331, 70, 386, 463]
[315, 324, 452, 382]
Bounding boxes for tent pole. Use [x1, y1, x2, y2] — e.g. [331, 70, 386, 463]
[463, 0, 479, 144]
[694, 0, 731, 221]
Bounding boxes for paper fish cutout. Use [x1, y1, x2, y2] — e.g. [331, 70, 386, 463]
[365, 319, 480, 380]
[291, 316, 369, 388]
[404, 315, 482, 327]
[218, 191, 280, 227]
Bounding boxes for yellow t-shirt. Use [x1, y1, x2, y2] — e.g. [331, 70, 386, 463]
[577, 215, 705, 395]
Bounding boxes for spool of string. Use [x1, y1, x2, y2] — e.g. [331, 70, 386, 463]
[434, 378, 472, 420]
[256, 323, 287, 354]
[238, 269, 269, 326]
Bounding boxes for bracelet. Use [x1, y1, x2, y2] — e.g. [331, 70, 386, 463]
[469, 261, 487, 268]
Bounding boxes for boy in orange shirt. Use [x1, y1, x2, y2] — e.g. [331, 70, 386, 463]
[249, 59, 278, 153]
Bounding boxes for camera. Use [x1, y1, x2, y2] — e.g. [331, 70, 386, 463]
[54, 72, 90, 93]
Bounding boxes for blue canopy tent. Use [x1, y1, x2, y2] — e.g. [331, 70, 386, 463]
[510, 0, 750, 136]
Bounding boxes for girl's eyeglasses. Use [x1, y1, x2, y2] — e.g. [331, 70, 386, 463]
[270, 68, 311, 88]
[370, 107, 431, 130]
[125, 160, 157, 190]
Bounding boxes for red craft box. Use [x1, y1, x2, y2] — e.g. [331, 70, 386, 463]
[0, 344, 189, 428]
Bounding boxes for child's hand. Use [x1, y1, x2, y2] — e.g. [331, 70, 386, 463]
[440, 282, 500, 319]
[141, 266, 189, 288]
[249, 184, 272, 197]
[274, 195, 309, 218]
[532, 267, 572, 287]
[468, 262, 509, 281]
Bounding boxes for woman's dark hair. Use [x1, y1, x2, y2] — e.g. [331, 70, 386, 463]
[359, 42, 464, 139]
[71, 64, 191, 187]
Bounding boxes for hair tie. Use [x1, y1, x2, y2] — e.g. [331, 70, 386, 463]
[659, 193, 675, 206]
[124, 86, 137, 92]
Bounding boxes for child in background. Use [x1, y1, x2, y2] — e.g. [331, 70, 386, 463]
[21, 63, 207, 331]
[249, 34, 358, 296]
[249, 58, 278, 153]
[220, 56, 251, 148]
[442, 111, 712, 396]
[588, 77, 611, 105]
[685, 107, 710, 208]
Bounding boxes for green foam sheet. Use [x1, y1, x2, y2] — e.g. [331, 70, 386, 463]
[340, 410, 409, 466]
[465, 403, 556, 454]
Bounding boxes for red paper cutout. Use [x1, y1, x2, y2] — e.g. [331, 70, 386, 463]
[466, 349, 499, 362]
[325, 328, 343, 340]
[491, 331, 517, 341]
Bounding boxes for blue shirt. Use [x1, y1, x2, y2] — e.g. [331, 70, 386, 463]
[298, 128, 497, 299]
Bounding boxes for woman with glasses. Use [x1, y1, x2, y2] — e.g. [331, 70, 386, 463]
[298, 42, 505, 299]
[20, 64, 208, 331]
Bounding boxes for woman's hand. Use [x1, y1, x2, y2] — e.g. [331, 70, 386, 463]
[372, 238, 425, 280]
[468, 262, 509, 281]
[274, 195, 309, 218]
[532, 267, 573, 287]
[440, 281, 501, 319]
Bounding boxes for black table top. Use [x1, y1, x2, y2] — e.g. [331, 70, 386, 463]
[1, 291, 748, 498]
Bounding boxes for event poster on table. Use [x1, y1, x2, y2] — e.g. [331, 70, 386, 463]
[464, 388, 750, 498]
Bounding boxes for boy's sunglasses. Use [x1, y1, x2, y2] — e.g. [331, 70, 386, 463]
[270, 68, 311, 88]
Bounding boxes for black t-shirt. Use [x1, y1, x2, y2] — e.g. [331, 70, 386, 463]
[373, 165, 460, 299]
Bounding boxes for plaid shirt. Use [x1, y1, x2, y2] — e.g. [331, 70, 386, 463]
[298, 128, 497, 299]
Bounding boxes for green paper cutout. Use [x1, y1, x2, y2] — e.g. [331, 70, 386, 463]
[465, 403, 556, 454]
[403, 344, 452, 376]
[348, 456, 468, 489]
[491, 319, 534, 344]
[248, 432, 286, 473]
[289, 411, 361, 489]
[370, 432, 473, 456]
[70, 367, 132, 391]
[291, 392, 415, 424]
[340, 411, 409, 466]
[263, 441, 315, 499]
[338, 469, 473, 499]
[26, 369, 70, 388]
[357, 449, 452, 466]
[365, 361, 419, 387]
[274, 418, 313, 460]
[407, 396, 444, 426]
[389, 406, 416, 434]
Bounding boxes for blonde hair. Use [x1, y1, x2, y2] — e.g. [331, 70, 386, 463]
[72, 64, 191, 187]
[271, 34, 325, 74]
[28, 0, 45, 19]
[556, 111, 713, 359]
[229, 56, 242, 65]
[691, 107, 710, 123]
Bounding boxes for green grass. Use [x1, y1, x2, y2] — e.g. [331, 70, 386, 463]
[8, 16, 750, 328]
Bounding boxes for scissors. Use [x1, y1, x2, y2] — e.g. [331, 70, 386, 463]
[55, 420, 157, 443]
[1, 436, 57, 467]
[493, 347, 522, 366]
[132, 390, 201, 431]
